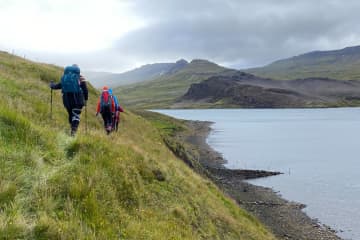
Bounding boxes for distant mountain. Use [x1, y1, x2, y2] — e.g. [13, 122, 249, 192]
[84, 71, 113, 88]
[86, 59, 189, 88]
[116, 59, 237, 108]
[176, 71, 360, 108]
[246, 45, 360, 80]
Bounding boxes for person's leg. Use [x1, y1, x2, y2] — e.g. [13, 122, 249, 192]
[101, 112, 107, 128]
[104, 111, 112, 134]
[63, 95, 72, 126]
[64, 104, 75, 135]
[63, 95, 81, 136]
[111, 112, 115, 130]
[70, 106, 82, 136]
[65, 107, 72, 125]
[62, 94, 84, 136]
[115, 111, 120, 131]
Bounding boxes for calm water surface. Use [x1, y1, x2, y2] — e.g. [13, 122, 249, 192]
[155, 108, 360, 240]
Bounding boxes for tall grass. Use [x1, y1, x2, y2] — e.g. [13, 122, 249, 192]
[0, 51, 276, 239]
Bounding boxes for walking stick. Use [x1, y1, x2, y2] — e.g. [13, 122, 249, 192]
[85, 104, 88, 133]
[50, 88, 53, 120]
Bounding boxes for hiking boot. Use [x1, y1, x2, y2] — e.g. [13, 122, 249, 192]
[70, 128, 77, 137]
[106, 125, 112, 135]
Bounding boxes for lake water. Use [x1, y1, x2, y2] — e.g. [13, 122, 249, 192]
[155, 108, 360, 240]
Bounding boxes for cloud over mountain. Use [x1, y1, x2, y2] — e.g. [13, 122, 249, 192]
[2, 0, 360, 71]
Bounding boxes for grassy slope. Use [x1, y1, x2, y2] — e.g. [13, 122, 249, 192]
[0, 51, 275, 239]
[246, 47, 360, 80]
[116, 60, 235, 109]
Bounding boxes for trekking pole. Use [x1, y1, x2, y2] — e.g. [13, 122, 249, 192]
[50, 88, 53, 120]
[85, 104, 88, 133]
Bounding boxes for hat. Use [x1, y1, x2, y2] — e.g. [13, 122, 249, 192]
[102, 86, 109, 91]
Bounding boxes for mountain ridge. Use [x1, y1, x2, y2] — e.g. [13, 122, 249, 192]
[116, 45, 360, 109]
[86, 59, 189, 88]
[115, 59, 237, 108]
[246, 45, 360, 80]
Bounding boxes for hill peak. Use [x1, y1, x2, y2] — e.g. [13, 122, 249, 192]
[175, 59, 188, 64]
[87, 59, 190, 88]
[190, 59, 218, 65]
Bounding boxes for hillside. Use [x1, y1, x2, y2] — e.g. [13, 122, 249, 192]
[86, 59, 188, 88]
[116, 59, 236, 108]
[0, 51, 275, 239]
[176, 71, 360, 108]
[246, 45, 360, 80]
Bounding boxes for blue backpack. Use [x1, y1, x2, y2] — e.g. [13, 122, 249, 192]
[61, 65, 81, 93]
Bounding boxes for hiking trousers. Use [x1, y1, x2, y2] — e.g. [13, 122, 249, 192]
[101, 111, 113, 129]
[65, 106, 83, 131]
[112, 111, 120, 131]
[63, 93, 84, 132]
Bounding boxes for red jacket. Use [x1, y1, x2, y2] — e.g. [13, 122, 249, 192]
[96, 91, 115, 113]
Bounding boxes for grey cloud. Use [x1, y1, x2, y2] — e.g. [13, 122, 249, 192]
[111, 0, 360, 69]
[16, 0, 360, 72]
[16, 49, 137, 73]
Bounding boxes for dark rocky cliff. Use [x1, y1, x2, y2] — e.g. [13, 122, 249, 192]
[179, 72, 360, 108]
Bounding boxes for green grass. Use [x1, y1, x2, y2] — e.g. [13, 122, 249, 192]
[0, 51, 276, 239]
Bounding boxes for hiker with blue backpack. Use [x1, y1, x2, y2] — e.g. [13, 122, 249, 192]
[50, 64, 88, 136]
[96, 86, 115, 134]
[108, 88, 124, 132]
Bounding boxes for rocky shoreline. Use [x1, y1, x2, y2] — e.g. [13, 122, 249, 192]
[179, 120, 342, 240]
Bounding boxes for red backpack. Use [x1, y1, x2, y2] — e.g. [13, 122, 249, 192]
[100, 92, 112, 113]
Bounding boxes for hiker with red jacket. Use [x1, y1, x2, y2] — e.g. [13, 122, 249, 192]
[50, 64, 88, 136]
[108, 88, 124, 131]
[96, 86, 115, 134]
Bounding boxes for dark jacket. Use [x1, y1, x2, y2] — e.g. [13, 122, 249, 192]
[52, 75, 88, 108]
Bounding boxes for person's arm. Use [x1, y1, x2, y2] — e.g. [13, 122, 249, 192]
[79, 75, 88, 101]
[50, 75, 64, 90]
[118, 104, 124, 112]
[50, 82, 62, 90]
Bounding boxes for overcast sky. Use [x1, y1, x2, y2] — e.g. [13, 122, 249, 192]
[1, 0, 359, 72]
